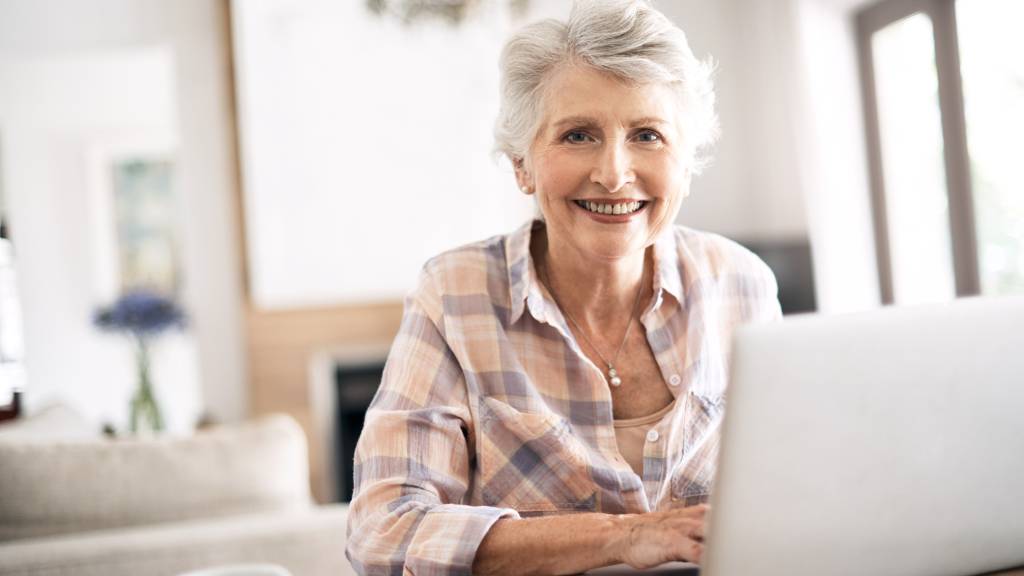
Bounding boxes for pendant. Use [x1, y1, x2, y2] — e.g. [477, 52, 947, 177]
[608, 366, 622, 387]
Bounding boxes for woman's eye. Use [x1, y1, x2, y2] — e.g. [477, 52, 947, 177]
[564, 131, 591, 143]
[636, 130, 662, 143]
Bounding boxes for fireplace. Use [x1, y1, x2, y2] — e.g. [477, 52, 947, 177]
[309, 344, 389, 503]
[333, 361, 385, 502]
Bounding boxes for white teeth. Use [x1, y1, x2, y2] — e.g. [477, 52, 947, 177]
[578, 200, 645, 215]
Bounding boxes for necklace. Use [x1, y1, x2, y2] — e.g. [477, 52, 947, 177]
[539, 261, 647, 387]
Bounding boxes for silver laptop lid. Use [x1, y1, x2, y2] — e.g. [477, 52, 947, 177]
[703, 296, 1024, 576]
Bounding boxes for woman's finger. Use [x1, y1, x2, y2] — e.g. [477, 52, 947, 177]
[669, 517, 704, 542]
[675, 538, 704, 564]
[685, 518, 705, 541]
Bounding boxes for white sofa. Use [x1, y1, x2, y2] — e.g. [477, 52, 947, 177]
[0, 408, 355, 576]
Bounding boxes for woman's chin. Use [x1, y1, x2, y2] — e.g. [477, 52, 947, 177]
[568, 241, 647, 265]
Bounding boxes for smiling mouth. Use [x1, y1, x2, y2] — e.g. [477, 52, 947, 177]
[573, 200, 649, 216]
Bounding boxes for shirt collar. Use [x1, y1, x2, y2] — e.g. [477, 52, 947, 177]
[651, 226, 684, 308]
[506, 219, 541, 325]
[505, 219, 685, 325]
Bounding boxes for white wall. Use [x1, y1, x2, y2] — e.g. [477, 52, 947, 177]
[794, 0, 882, 312]
[232, 0, 543, 309]
[0, 0, 247, 426]
[0, 48, 202, 431]
[657, 0, 810, 241]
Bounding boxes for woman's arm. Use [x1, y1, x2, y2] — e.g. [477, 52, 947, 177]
[473, 505, 707, 576]
[346, 272, 520, 575]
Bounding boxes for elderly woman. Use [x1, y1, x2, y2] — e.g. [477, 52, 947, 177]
[346, 1, 781, 574]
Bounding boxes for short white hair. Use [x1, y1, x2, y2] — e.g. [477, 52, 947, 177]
[494, 0, 719, 173]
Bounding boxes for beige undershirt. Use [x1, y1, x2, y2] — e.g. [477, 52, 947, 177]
[613, 400, 675, 477]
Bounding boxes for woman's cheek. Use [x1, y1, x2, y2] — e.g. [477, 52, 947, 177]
[538, 168, 582, 200]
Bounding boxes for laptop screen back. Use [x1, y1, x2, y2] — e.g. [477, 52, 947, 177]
[704, 296, 1024, 576]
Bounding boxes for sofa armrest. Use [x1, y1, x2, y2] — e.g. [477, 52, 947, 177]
[0, 504, 354, 576]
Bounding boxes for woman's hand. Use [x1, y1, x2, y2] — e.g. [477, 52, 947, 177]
[617, 504, 708, 569]
[473, 506, 706, 576]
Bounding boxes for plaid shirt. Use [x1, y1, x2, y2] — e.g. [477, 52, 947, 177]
[346, 219, 782, 575]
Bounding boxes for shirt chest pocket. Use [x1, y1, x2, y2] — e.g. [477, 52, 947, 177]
[477, 398, 596, 514]
[670, 391, 725, 507]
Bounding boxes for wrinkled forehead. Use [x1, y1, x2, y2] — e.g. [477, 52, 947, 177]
[535, 64, 685, 136]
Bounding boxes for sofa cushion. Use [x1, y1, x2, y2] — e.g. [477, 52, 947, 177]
[0, 403, 100, 442]
[0, 414, 312, 542]
[0, 504, 353, 576]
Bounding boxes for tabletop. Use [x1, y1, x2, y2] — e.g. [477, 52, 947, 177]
[584, 563, 1024, 575]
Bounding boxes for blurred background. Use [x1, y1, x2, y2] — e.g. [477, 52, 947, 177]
[0, 0, 1020, 503]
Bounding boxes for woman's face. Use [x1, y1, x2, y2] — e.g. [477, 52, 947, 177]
[517, 65, 691, 263]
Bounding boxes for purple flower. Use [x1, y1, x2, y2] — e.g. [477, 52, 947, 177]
[93, 290, 186, 339]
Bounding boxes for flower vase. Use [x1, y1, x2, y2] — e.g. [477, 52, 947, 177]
[130, 340, 165, 434]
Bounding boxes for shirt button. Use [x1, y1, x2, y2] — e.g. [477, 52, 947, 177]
[646, 429, 660, 443]
[668, 374, 681, 386]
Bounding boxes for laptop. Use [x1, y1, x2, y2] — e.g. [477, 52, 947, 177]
[701, 296, 1024, 576]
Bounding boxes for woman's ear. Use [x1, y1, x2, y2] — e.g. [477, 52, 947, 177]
[513, 157, 535, 195]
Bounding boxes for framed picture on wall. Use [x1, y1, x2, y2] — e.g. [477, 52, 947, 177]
[87, 135, 183, 301]
[111, 157, 179, 295]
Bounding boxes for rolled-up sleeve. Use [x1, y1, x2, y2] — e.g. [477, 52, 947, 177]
[758, 259, 783, 323]
[345, 270, 519, 575]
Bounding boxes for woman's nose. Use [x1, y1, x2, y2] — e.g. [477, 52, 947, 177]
[590, 141, 634, 194]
